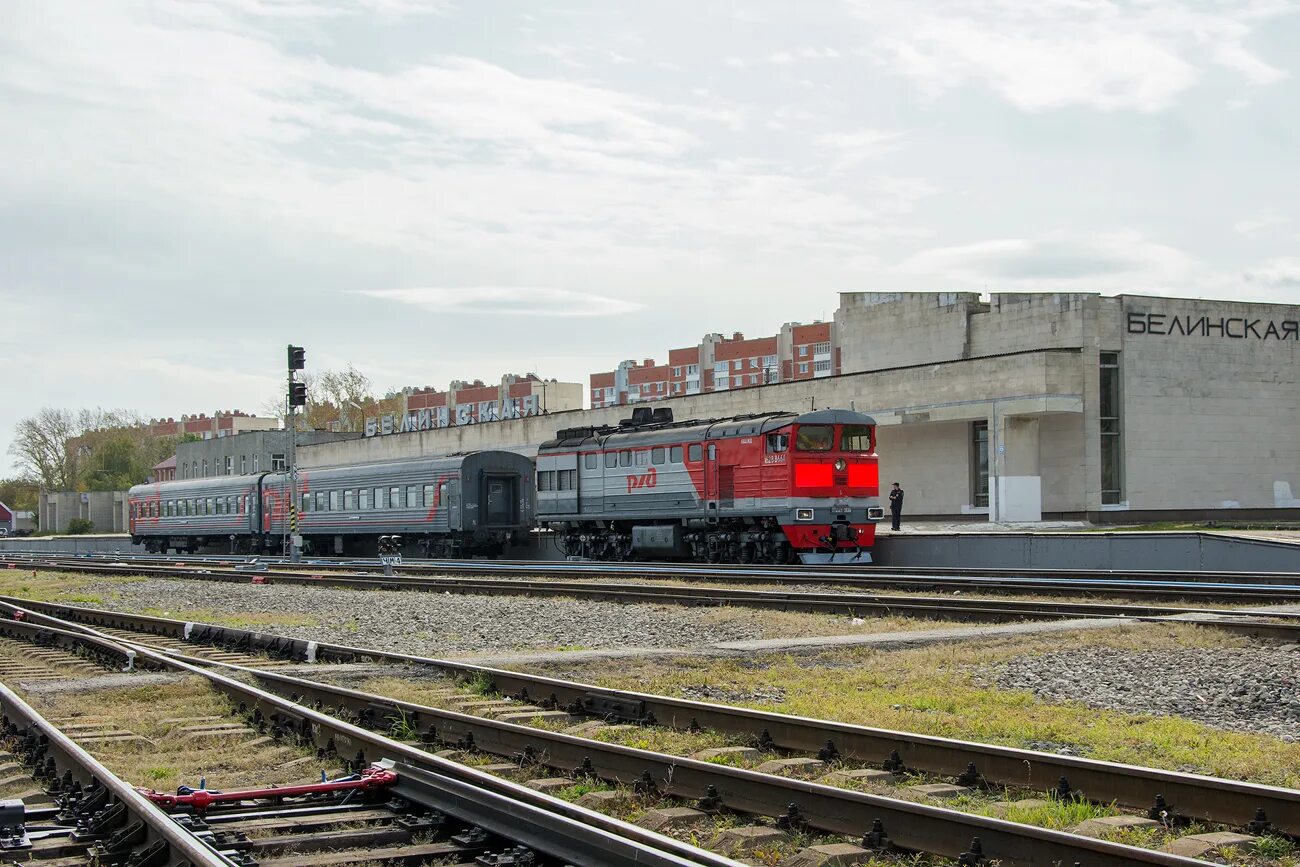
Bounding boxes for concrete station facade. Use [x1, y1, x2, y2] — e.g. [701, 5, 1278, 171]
[301, 292, 1300, 523]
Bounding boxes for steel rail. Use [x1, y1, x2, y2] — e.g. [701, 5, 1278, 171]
[0, 675, 237, 866]
[111, 643, 1264, 867]
[12, 549, 1300, 602]
[0, 608, 740, 867]
[12, 557, 1300, 642]
[0, 599, 1220, 867]
[10, 595, 1298, 837]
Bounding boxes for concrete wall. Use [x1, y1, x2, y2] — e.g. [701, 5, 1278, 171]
[875, 421, 972, 516]
[0, 535, 143, 554]
[874, 532, 1300, 572]
[38, 491, 128, 534]
[1110, 296, 1300, 513]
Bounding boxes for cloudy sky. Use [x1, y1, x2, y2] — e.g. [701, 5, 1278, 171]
[2, 0, 1299, 475]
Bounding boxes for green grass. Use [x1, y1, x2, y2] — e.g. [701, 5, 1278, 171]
[533, 625, 1300, 789]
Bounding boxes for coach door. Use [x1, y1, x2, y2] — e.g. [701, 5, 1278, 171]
[482, 475, 517, 526]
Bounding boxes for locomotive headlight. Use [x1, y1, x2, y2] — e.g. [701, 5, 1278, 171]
[796, 508, 814, 521]
[834, 458, 847, 472]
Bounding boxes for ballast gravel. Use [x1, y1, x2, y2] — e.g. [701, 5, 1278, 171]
[985, 644, 1300, 742]
[74, 577, 815, 656]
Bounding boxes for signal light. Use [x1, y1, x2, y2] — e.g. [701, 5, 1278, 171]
[289, 382, 308, 407]
[288, 345, 306, 371]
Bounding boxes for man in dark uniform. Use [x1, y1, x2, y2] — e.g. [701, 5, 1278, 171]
[888, 482, 904, 531]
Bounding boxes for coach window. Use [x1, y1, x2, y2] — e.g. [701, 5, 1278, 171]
[316, 491, 327, 511]
[795, 425, 833, 451]
[208, 497, 216, 514]
[584, 453, 597, 469]
[344, 490, 355, 510]
[390, 486, 402, 508]
[766, 433, 789, 453]
[228, 496, 236, 513]
[375, 487, 386, 509]
[358, 488, 370, 510]
[688, 444, 702, 462]
[651, 447, 665, 465]
[619, 450, 632, 467]
[422, 484, 434, 507]
[215, 498, 224, 515]
[604, 452, 616, 469]
[406, 485, 418, 509]
[301, 493, 311, 513]
[329, 490, 340, 511]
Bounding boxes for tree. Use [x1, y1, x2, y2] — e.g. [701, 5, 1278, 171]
[263, 364, 401, 432]
[8, 408, 77, 489]
[0, 478, 39, 511]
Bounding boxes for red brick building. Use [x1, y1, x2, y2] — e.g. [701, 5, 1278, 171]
[589, 320, 840, 407]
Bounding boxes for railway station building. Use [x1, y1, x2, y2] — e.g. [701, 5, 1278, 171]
[300, 292, 1300, 523]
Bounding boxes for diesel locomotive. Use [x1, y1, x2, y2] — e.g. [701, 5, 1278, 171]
[128, 407, 884, 563]
[537, 407, 883, 564]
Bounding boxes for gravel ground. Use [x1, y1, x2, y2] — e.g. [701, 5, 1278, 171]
[984, 645, 1300, 742]
[75, 577, 858, 656]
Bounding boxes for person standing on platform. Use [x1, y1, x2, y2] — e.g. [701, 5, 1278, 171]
[888, 482, 904, 531]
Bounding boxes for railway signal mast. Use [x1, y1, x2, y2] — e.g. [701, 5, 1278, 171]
[286, 344, 307, 563]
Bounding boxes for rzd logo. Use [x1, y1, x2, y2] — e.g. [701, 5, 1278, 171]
[626, 467, 657, 493]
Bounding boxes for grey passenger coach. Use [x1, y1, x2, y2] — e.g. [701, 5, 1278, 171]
[129, 450, 534, 557]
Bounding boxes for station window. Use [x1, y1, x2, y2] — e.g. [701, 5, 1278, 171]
[670, 446, 683, 463]
[971, 421, 989, 508]
[651, 447, 665, 465]
[271, 453, 286, 472]
[605, 452, 616, 468]
[202, 460, 208, 477]
[584, 453, 598, 469]
[619, 450, 632, 467]
[240, 455, 247, 474]
[224, 456, 233, 475]
[688, 444, 702, 462]
[253, 455, 259, 472]
[1100, 352, 1124, 504]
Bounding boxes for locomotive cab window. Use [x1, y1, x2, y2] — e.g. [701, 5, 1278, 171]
[651, 447, 665, 465]
[670, 446, 683, 463]
[619, 450, 632, 467]
[795, 425, 834, 451]
[841, 425, 874, 452]
[584, 453, 598, 469]
[766, 433, 789, 453]
[605, 452, 617, 468]
[688, 444, 702, 462]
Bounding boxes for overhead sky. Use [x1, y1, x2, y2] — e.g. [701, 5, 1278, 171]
[2, 0, 1299, 475]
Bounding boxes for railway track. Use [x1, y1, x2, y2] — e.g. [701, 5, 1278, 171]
[0, 614, 742, 867]
[9, 549, 1300, 600]
[10, 555, 1300, 643]
[5, 596, 1297, 854]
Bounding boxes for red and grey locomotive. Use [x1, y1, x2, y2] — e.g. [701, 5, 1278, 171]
[536, 407, 884, 564]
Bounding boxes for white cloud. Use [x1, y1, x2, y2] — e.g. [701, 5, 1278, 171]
[1234, 214, 1292, 236]
[357, 287, 646, 317]
[851, 0, 1291, 112]
[1243, 258, 1300, 289]
[900, 232, 1197, 286]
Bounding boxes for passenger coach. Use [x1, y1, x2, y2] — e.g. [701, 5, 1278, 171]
[129, 450, 533, 557]
[536, 408, 884, 563]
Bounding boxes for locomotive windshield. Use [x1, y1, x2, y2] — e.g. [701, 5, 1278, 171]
[841, 425, 874, 452]
[795, 425, 834, 451]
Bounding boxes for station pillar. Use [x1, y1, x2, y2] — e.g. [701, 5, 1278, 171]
[990, 412, 1042, 523]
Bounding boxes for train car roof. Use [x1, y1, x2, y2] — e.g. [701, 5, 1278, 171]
[540, 408, 877, 450]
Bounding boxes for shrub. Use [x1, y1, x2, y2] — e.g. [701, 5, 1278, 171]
[66, 518, 94, 535]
